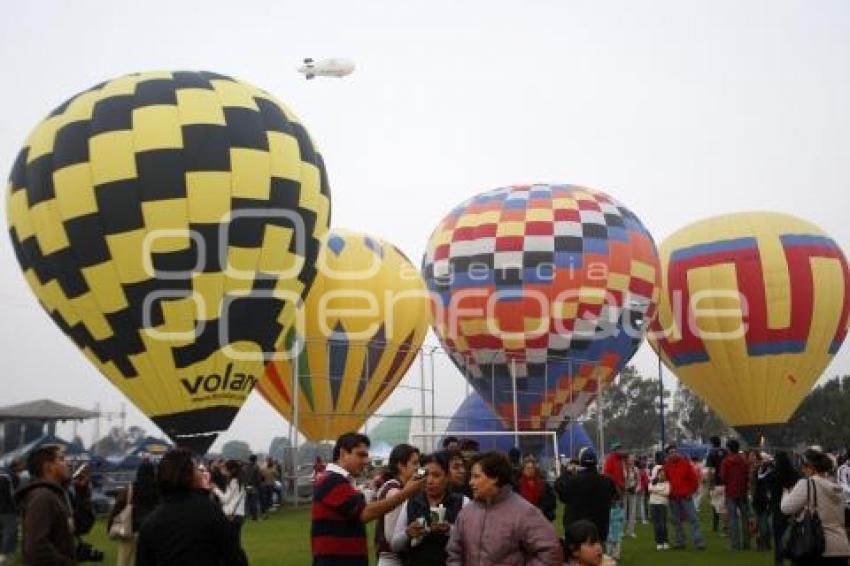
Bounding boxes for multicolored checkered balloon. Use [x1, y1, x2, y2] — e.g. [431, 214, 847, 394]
[422, 184, 660, 430]
[6, 71, 331, 453]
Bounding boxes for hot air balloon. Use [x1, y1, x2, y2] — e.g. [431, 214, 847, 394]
[6, 71, 331, 453]
[422, 184, 660, 431]
[258, 229, 431, 441]
[649, 212, 850, 443]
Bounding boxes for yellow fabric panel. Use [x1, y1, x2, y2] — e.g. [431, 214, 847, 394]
[89, 131, 137, 184]
[496, 222, 525, 236]
[191, 273, 224, 320]
[69, 294, 112, 340]
[210, 79, 259, 110]
[54, 163, 97, 220]
[230, 148, 270, 200]
[81, 262, 127, 312]
[141, 199, 189, 246]
[630, 260, 657, 283]
[61, 90, 99, 123]
[7, 189, 34, 240]
[525, 208, 554, 221]
[267, 131, 302, 181]
[132, 105, 183, 151]
[106, 229, 148, 284]
[186, 171, 231, 224]
[29, 200, 69, 255]
[175, 89, 227, 125]
[258, 224, 297, 274]
[25, 115, 61, 162]
[551, 197, 578, 210]
[758, 235, 792, 329]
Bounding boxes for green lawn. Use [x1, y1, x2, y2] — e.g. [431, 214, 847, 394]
[21, 500, 776, 565]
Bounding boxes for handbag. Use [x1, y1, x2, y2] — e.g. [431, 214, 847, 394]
[108, 484, 134, 540]
[782, 478, 826, 561]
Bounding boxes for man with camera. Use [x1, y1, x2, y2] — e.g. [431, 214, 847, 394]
[15, 445, 76, 565]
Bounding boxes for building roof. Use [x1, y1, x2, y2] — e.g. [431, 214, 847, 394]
[0, 399, 98, 422]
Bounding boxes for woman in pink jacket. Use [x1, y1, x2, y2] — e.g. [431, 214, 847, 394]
[446, 451, 562, 565]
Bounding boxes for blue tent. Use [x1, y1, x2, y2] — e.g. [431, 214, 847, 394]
[107, 436, 172, 470]
[0, 433, 90, 468]
[444, 392, 594, 458]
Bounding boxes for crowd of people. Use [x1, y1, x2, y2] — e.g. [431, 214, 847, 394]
[3, 434, 850, 564]
[311, 434, 850, 566]
[0, 446, 290, 565]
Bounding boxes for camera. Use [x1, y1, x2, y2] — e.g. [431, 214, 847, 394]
[76, 540, 105, 563]
[413, 467, 427, 481]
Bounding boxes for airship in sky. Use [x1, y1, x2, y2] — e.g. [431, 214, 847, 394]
[298, 58, 355, 79]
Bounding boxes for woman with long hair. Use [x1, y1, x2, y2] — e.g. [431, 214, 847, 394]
[781, 448, 850, 565]
[516, 456, 556, 521]
[375, 443, 420, 566]
[213, 460, 247, 552]
[391, 451, 468, 565]
[107, 461, 158, 566]
[770, 451, 800, 566]
[136, 448, 243, 565]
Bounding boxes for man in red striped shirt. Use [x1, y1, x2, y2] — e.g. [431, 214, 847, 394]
[312, 433, 424, 565]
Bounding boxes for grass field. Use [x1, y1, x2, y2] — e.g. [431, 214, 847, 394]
[69, 499, 778, 565]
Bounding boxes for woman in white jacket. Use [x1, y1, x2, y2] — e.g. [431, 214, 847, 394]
[648, 466, 671, 551]
[781, 448, 850, 565]
[213, 460, 247, 551]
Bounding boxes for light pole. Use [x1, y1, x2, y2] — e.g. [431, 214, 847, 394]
[658, 354, 666, 449]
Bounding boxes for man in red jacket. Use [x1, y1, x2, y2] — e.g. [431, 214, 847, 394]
[603, 443, 626, 493]
[663, 444, 705, 550]
[719, 439, 750, 551]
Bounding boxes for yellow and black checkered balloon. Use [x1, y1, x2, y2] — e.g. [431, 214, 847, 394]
[6, 71, 331, 453]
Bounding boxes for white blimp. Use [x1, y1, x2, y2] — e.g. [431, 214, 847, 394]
[297, 58, 355, 80]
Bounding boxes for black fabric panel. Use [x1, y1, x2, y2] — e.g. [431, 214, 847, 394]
[136, 149, 187, 201]
[133, 78, 178, 107]
[63, 214, 110, 267]
[89, 95, 134, 135]
[172, 72, 214, 90]
[224, 107, 268, 150]
[8, 147, 29, 191]
[582, 223, 607, 239]
[53, 120, 91, 169]
[181, 124, 231, 172]
[95, 180, 145, 234]
[24, 154, 56, 207]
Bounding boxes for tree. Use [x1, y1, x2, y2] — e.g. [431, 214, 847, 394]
[672, 383, 734, 443]
[584, 366, 670, 451]
[269, 437, 292, 462]
[221, 440, 252, 461]
[784, 375, 850, 450]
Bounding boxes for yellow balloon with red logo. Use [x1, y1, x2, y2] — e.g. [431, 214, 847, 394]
[649, 212, 850, 441]
[258, 229, 431, 441]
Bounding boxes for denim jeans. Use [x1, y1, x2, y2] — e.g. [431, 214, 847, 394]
[726, 496, 750, 550]
[625, 492, 640, 535]
[650, 504, 668, 545]
[669, 497, 705, 548]
[0, 513, 17, 555]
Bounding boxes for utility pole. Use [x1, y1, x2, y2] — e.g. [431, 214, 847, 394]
[658, 354, 666, 449]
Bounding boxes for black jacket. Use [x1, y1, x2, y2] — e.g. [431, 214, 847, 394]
[0, 468, 19, 514]
[402, 490, 465, 566]
[136, 489, 243, 566]
[14, 480, 76, 566]
[555, 468, 617, 541]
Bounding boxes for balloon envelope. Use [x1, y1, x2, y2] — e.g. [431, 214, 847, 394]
[259, 229, 431, 441]
[649, 212, 849, 436]
[444, 391, 594, 457]
[423, 184, 660, 430]
[6, 71, 331, 453]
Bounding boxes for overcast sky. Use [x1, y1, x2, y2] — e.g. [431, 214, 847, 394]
[0, 0, 848, 454]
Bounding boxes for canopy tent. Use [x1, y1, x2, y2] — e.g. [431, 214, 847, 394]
[367, 409, 413, 459]
[106, 436, 172, 470]
[0, 432, 91, 468]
